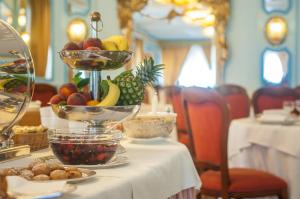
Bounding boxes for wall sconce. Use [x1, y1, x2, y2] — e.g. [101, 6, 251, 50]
[18, 8, 27, 27]
[67, 18, 88, 42]
[265, 16, 288, 45]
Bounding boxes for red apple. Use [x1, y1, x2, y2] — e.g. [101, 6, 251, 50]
[86, 46, 101, 51]
[59, 83, 77, 98]
[80, 91, 92, 101]
[77, 41, 84, 50]
[67, 93, 87, 105]
[49, 94, 66, 104]
[83, 38, 103, 50]
[63, 42, 80, 51]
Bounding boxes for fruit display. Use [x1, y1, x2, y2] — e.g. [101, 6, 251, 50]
[50, 57, 163, 107]
[48, 129, 120, 165]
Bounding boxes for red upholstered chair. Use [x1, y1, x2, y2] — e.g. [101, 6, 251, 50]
[32, 83, 57, 106]
[252, 86, 299, 115]
[294, 86, 300, 96]
[165, 86, 190, 148]
[216, 84, 250, 119]
[182, 87, 288, 199]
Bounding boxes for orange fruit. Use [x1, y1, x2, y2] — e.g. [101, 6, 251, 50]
[87, 100, 99, 106]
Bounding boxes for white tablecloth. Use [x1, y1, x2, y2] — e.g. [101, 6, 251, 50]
[228, 118, 300, 199]
[1, 140, 200, 199]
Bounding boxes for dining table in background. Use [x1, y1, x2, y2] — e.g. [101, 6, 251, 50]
[228, 118, 300, 199]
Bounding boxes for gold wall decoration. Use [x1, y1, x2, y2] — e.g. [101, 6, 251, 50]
[117, 0, 230, 85]
[265, 16, 288, 45]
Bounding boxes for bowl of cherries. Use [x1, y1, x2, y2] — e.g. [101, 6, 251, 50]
[48, 129, 121, 165]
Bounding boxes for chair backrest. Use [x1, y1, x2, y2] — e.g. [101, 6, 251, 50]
[182, 87, 230, 186]
[165, 86, 187, 134]
[216, 84, 250, 119]
[252, 87, 299, 114]
[294, 86, 300, 96]
[32, 83, 57, 106]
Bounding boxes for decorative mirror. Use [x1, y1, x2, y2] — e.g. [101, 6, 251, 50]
[261, 48, 290, 85]
[265, 16, 288, 45]
[263, 0, 290, 14]
[65, 0, 91, 16]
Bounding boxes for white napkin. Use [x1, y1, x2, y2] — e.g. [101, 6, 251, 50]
[258, 109, 293, 123]
[7, 176, 75, 196]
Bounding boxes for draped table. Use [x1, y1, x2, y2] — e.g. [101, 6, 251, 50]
[228, 118, 300, 199]
[1, 106, 200, 199]
[1, 140, 200, 199]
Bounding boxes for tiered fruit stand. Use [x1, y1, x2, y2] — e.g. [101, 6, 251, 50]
[51, 12, 140, 133]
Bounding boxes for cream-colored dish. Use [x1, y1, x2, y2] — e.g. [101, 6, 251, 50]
[123, 112, 177, 139]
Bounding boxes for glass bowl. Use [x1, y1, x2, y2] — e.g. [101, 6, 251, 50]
[48, 129, 122, 165]
[123, 112, 177, 139]
[59, 50, 132, 71]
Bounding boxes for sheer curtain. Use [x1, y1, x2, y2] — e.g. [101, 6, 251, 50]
[29, 0, 50, 77]
[162, 45, 190, 86]
[178, 45, 215, 87]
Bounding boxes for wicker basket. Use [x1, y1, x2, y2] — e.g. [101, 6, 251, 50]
[12, 128, 48, 151]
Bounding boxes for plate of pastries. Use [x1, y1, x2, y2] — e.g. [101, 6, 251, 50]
[0, 159, 96, 183]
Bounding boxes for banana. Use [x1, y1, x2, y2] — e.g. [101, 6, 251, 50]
[103, 35, 129, 51]
[97, 81, 120, 106]
[102, 40, 119, 51]
[0, 78, 13, 89]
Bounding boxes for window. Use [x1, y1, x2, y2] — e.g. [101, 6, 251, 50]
[178, 45, 215, 87]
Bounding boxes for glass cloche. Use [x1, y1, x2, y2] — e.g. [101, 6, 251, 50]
[0, 20, 34, 160]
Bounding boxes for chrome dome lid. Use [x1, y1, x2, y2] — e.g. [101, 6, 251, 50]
[0, 20, 34, 141]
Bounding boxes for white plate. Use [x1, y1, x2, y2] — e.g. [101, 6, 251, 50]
[8, 176, 76, 198]
[64, 155, 129, 169]
[256, 117, 296, 125]
[128, 137, 168, 144]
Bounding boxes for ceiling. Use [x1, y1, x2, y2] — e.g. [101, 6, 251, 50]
[133, 1, 209, 41]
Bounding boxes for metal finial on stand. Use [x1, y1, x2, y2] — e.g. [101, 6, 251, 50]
[89, 11, 103, 101]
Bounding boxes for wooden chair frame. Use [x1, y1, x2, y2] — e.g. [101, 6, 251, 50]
[252, 87, 299, 114]
[182, 87, 288, 199]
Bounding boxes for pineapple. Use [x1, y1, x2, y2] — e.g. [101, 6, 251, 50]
[114, 57, 164, 105]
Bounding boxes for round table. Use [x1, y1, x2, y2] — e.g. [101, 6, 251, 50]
[228, 118, 300, 199]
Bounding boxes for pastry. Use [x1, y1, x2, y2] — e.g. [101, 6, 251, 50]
[5, 168, 19, 176]
[20, 169, 34, 180]
[65, 166, 79, 172]
[33, 174, 50, 181]
[50, 170, 68, 180]
[32, 163, 50, 176]
[68, 170, 82, 179]
[28, 159, 44, 169]
[48, 163, 64, 171]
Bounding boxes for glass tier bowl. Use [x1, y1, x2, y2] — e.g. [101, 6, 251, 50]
[59, 50, 132, 71]
[48, 129, 122, 165]
[51, 104, 140, 132]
